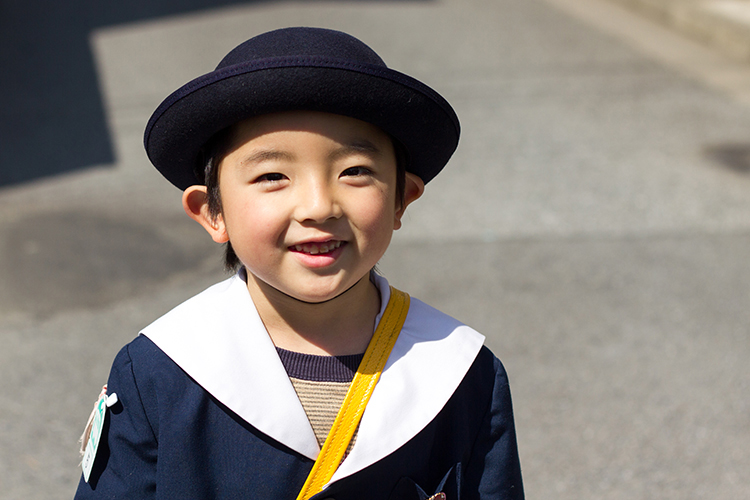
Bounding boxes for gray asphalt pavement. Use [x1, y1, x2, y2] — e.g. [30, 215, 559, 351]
[1, 0, 749, 498]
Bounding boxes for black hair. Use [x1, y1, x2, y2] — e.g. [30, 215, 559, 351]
[197, 124, 408, 272]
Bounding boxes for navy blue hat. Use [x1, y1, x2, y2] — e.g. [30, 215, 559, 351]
[144, 27, 460, 190]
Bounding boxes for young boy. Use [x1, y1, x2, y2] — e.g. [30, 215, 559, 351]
[75, 27, 524, 500]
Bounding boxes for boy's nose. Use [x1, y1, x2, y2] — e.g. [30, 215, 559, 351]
[294, 181, 342, 224]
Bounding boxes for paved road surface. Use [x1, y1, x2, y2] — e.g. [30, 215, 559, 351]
[1, 0, 749, 498]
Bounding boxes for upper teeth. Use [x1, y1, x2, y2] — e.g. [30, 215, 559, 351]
[294, 241, 343, 254]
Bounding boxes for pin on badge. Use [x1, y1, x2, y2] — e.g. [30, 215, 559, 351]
[427, 494, 446, 500]
[80, 385, 118, 482]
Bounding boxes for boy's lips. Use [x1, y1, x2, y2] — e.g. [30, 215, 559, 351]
[288, 239, 347, 269]
[289, 240, 345, 256]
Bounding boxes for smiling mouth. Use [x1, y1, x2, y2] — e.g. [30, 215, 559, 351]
[290, 240, 345, 255]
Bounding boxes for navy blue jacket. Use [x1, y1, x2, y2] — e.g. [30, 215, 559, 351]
[75, 274, 523, 499]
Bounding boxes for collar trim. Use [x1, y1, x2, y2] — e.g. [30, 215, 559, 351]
[141, 273, 485, 478]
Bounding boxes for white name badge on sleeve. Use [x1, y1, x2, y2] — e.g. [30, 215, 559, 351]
[80, 385, 118, 482]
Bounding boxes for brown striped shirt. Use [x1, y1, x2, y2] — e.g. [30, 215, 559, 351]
[276, 348, 364, 448]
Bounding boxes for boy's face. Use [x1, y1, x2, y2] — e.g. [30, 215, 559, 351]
[188, 111, 422, 303]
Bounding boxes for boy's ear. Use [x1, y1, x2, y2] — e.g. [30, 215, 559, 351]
[394, 172, 425, 230]
[182, 185, 229, 243]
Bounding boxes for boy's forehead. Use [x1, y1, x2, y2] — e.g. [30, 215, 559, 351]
[226, 111, 394, 153]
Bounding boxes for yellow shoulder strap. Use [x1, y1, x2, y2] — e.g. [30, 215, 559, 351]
[295, 286, 410, 500]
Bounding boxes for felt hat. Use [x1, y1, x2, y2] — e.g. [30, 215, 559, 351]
[144, 27, 460, 190]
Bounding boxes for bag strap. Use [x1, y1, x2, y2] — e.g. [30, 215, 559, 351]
[296, 286, 410, 500]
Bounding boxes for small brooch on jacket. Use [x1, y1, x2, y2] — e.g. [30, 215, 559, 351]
[79, 385, 118, 482]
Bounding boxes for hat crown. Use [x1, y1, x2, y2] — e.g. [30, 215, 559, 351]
[146, 27, 459, 190]
[217, 27, 386, 70]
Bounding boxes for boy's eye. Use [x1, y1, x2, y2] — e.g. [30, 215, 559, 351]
[340, 166, 371, 177]
[254, 172, 286, 183]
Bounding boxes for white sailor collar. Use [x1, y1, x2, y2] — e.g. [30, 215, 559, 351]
[141, 271, 485, 483]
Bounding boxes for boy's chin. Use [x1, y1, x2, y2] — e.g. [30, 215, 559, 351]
[250, 273, 371, 305]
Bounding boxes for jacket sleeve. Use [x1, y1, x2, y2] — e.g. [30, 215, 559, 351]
[464, 357, 524, 500]
[74, 342, 159, 499]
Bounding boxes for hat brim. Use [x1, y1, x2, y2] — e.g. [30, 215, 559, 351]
[144, 57, 460, 190]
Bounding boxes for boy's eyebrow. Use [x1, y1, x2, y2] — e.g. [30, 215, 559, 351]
[240, 149, 294, 166]
[328, 140, 381, 161]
